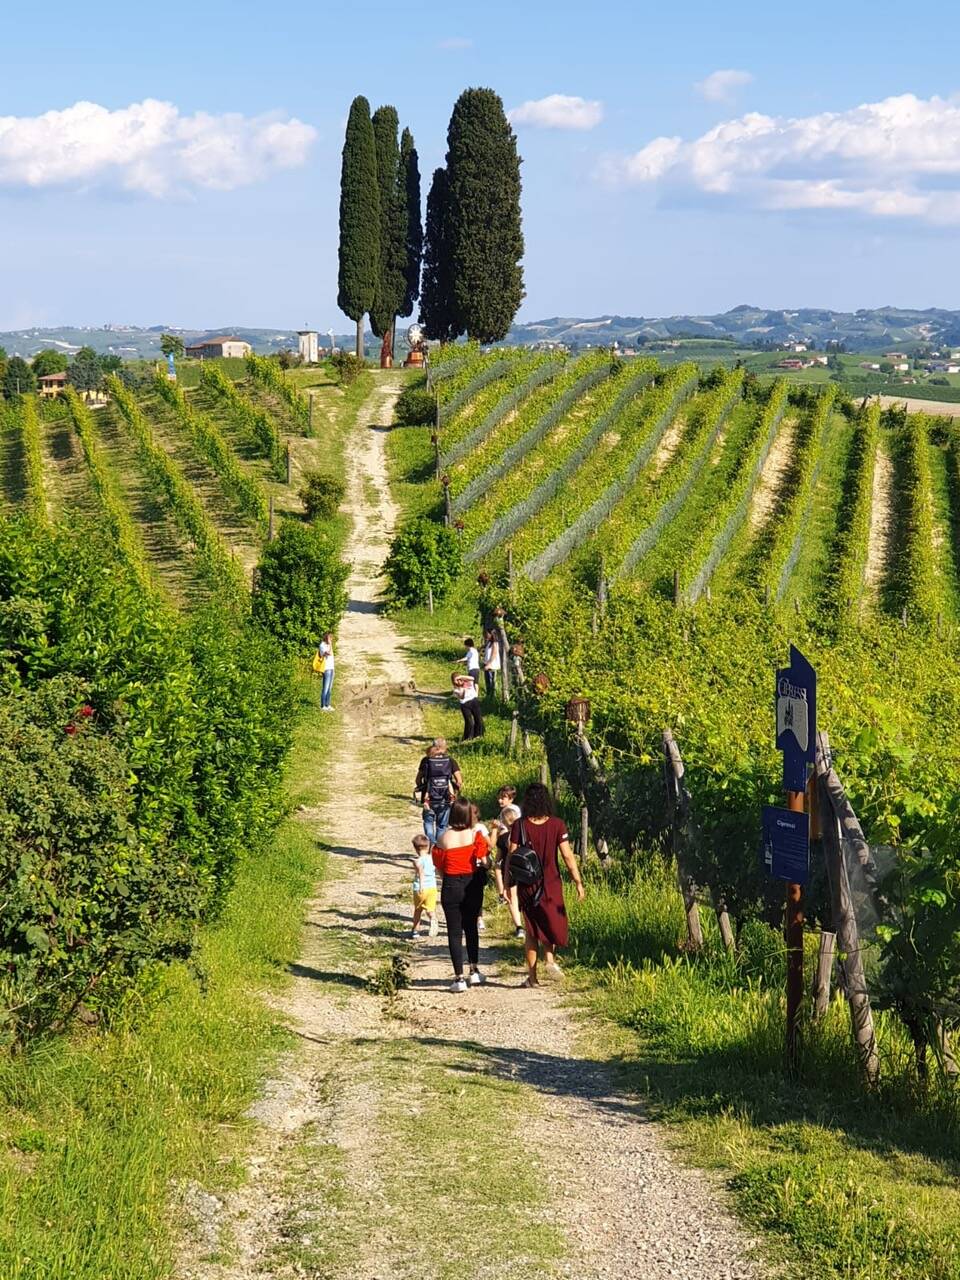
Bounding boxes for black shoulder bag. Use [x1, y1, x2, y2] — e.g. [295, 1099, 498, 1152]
[508, 820, 543, 907]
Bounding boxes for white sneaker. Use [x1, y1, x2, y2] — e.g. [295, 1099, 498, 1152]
[468, 970, 485, 986]
[409, 930, 420, 940]
[428, 915, 439, 938]
[477, 917, 486, 933]
[449, 977, 467, 993]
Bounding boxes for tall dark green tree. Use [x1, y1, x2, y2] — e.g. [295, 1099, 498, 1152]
[2, 356, 35, 400]
[445, 87, 524, 344]
[369, 106, 406, 343]
[337, 96, 380, 360]
[419, 168, 461, 344]
[397, 128, 423, 325]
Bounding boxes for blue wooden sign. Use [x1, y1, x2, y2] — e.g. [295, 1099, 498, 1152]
[761, 805, 810, 884]
[775, 645, 816, 792]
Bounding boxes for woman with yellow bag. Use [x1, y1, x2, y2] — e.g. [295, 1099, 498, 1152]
[312, 632, 335, 710]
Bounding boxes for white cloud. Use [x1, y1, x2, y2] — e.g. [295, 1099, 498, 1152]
[438, 36, 472, 50]
[602, 93, 960, 225]
[508, 94, 604, 131]
[0, 99, 316, 198]
[695, 69, 754, 103]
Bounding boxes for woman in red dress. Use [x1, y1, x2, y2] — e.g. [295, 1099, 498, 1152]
[506, 782, 585, 988]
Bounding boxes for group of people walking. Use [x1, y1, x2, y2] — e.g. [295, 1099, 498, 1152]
[412, 738, 586, 992]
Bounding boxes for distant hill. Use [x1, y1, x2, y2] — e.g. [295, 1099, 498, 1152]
[4, 308, 960, 360]
[0, 326, 357, 360]
[507, 307, 960, 352]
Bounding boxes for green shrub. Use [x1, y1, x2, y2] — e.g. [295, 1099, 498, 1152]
[384, 519, 463, 607]
[299, 470, 346, 521]
[0, 517, 296, 1045]
[395, 382, 435, 426]
[253, 521, 348, 653]
[331, 351, 366, 386]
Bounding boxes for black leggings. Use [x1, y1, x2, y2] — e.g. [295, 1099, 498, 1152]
[441, 871, 486, 974]
[460, 700, 484, 740]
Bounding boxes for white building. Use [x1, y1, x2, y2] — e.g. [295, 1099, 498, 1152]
[297, 330, 319, 364]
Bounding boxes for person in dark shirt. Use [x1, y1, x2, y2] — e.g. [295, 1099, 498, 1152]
[414, 737, 463, 844]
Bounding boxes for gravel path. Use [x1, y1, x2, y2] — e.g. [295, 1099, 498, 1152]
[176, 372, 765, 1280]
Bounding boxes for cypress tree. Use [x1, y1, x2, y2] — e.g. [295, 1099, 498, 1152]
[397, 127, 423, 324]
[419, 167, 462, 344]
[337, 96, 380, 359]
[369, 106, 407, 342]
[445, 88, 524, 344]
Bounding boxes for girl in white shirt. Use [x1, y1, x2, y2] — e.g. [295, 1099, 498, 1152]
[452, 672, 484, 741]
[319, 632, 335, 710]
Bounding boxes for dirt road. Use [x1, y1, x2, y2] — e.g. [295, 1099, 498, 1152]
[177, 372, 763, 1280]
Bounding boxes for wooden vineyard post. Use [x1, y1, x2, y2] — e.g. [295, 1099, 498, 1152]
[443, 477, 452, 527]
[785, 782, 806, 1074]
[816, 730, 880, 1086]
[285, 443, 292, 485]
[508, 710, 519, 755]
[711, 890, 735, 952]
[433, 434, 441, 481]
[308, 394, 315, 434]
[496, 617, 511, 702]
[580, 804, 590, 861]
[427, 586, 434, 615]
[662, 730, 703, 951]
[811, 931, 836, 1020]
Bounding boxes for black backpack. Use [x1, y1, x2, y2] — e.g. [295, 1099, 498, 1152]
[422, 755, 454, 808]
[508, 820, 542, 888]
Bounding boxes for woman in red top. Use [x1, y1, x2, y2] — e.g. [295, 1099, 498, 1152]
[434, 798, 490, 993]
[506, 782, 585, 988]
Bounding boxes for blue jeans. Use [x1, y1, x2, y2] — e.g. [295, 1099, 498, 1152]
[321, 669, 334, 708]
[423, 804, 451, 845]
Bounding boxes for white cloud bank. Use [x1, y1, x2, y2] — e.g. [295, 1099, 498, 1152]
[695, 69, 754, 103]
[0, 99, 316, 198]
[508, 94, 603, 131]
[602, 93, 960, 224]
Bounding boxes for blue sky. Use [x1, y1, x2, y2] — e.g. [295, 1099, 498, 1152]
[2, 0, 959, 330]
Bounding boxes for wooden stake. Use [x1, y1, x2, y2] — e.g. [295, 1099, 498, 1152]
[663, 730, 703, 951]
[285, 443, 292, 485]
[785, 781, 806, 1076]
[580, 804, 590, 861]
[508, 710, 519, 755]
[522, 728, 531, 752]
[427, 585, 434, 615]
[811, 930, 836, 1020]
[712, 889, 735, 952]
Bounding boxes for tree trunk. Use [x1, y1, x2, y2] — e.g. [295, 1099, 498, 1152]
[355, 316, 364, 361]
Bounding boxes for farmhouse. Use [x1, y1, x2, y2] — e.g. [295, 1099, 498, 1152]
[185, 336, 252, 360]
[37, 371, 67, 399]
[297, 330, 319, 364]
[777, 358, 805, 370]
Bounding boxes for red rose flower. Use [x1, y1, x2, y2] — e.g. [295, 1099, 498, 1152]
[64, 724, 77, 736]
[79, 705, 94, 718]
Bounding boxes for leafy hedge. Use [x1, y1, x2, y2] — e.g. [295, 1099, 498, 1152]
[19, 395, 47, 523]
[523, 365, 698, 582]
[451, 352, 623, 510]
[764, 384, 838, 604]
[64, 388, 151, 589]
[394, 375, 434, 427]
[887, 416, 939, 624]
[681, 379, 789, 603]
[252, 521, 349, 654]
[384, 519, 464, 607]
[0, 517, 295, 1045]
[200, 363, 285, 479]
[107, 377, 248, 604]
[245, 353, 310, 434]
[462, 357, 625, 558]
[154, 375, 268, 531]
[827, 401, 880, 624]
[602, 370, 745, 584]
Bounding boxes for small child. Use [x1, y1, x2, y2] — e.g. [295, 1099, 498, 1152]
[493, 800, 525, 938]
[410, 834, 439, 939]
